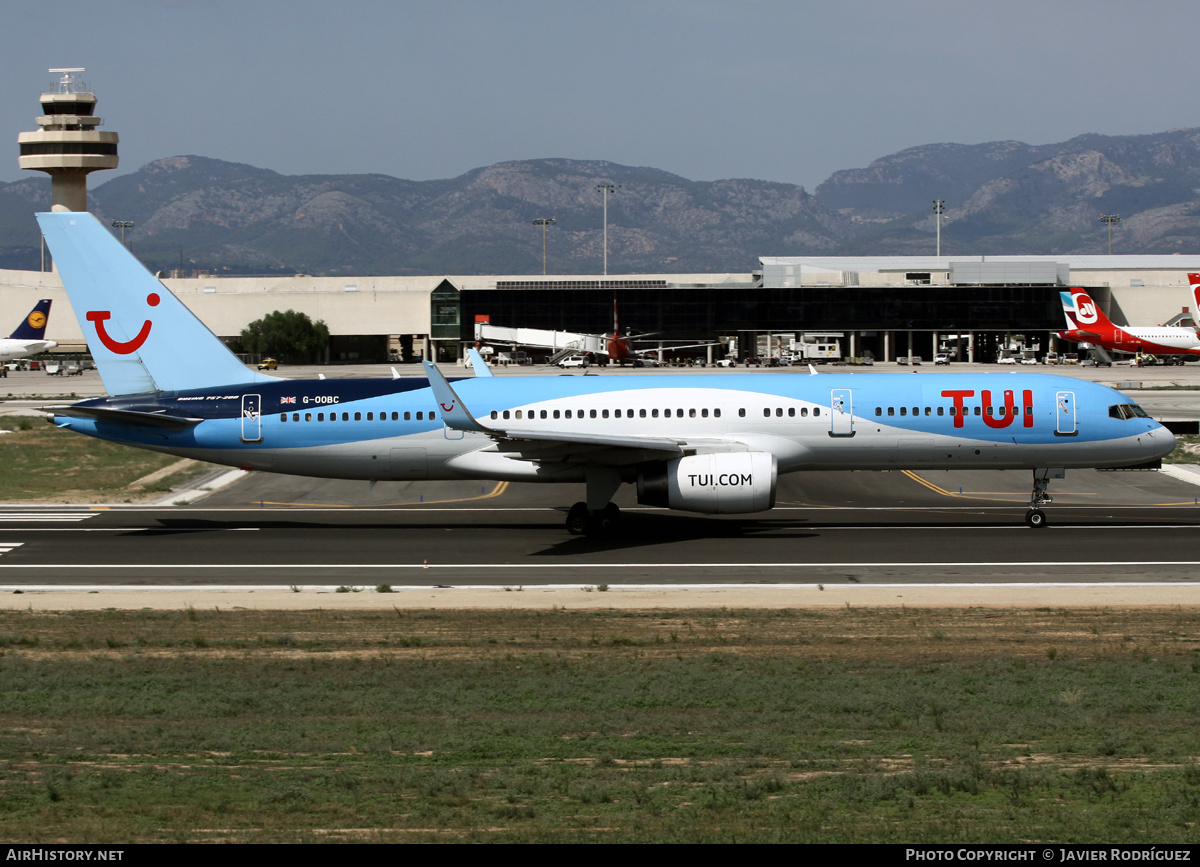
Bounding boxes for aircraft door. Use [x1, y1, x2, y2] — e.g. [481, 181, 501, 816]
[1055, 391, 1077, 436]
[830, 388, 855, 437]
[240, 394, 263, 443]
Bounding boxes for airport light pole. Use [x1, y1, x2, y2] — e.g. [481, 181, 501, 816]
[1099, 214, 1121, 254]
[932, 200, 945, 257]
[597, 182, 620, 275]
[532, 217, 555, 275]
[111, 219, 134, 249]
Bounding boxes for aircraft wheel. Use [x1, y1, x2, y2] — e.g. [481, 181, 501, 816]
[566, 502, 589, 535]
[1025, 509, 1048, 529]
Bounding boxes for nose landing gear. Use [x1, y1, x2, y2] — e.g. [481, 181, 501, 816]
[1026, 468, 1064, 529]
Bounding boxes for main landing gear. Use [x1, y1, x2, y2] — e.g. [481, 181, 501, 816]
[1025, 468, 1064, 529]
[565, 467, 623, 536]
[566, 502, 621, 536]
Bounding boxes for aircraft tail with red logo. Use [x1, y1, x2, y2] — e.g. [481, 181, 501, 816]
[1059, 288, 1114, 339]
[37, 212, 276, 396]
[1188, 274, 1200, 321]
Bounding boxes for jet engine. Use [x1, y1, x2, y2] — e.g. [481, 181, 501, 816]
[637, 452, 777, 514]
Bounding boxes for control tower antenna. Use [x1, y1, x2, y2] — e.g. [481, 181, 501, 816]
[17, 68, 119, 212]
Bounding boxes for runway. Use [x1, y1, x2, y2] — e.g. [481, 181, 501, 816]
[3, 469, 1200, 599]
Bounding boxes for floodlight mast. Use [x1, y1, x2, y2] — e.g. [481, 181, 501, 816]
[932, 199, 946, 257]
[1099, 214, 1121, 255]
[597, 183, 619, 275]
[532, 217, 555, 275]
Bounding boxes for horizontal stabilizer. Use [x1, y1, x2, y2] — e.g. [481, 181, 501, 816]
[43, 404, 202, 430]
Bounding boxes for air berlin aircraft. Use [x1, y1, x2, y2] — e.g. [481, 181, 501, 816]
[1057, 287, 1200, 357]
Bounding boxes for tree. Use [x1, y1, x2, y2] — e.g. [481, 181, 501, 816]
[239, 310, 330, 363]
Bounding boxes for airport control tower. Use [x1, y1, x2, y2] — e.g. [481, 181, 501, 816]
[17, 68, 118, 212]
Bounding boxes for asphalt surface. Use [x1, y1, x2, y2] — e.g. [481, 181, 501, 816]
[3, 468, 1200, 587]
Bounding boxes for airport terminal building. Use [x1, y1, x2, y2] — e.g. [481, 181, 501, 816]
[5, 253, 1200, 366]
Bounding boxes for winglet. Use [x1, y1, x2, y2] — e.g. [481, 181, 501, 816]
[422, 361, 494, 433]
[808, 364, 818, 376]
[467, 348, 494, 377]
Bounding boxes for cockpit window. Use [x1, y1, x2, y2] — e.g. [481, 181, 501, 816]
[1109, 404, 1150, 420]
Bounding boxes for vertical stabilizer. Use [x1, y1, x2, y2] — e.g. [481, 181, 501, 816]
[1066, 288, 1112, 329]
[7, 299, 52, 340]
[37, 212, 276, 395]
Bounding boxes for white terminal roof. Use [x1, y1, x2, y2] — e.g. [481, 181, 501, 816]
[759, 255, 1200, 272]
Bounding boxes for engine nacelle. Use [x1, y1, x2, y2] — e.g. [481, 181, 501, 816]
[637, 452, 777, 514]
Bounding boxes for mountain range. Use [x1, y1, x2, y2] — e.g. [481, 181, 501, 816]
[3, 127, 1200, 275]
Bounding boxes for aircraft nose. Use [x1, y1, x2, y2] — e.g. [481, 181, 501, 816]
[1150, 423, 1177, 460]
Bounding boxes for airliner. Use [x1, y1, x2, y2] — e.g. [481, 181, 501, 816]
[1058, 288, 1200, 357]
[0, 299, 56, 361]
[36, 212, 1173, 532]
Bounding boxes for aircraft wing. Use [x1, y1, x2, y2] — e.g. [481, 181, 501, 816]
[42, 404, 203, 430]
[422, 361, 691, 459]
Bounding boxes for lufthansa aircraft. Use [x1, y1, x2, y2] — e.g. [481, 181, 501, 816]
[38, 212, 1174, 531]
[0, 299, 56, 361]
[1058, 287, 1200, 357]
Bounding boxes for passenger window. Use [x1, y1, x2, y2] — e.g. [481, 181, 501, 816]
[590, 409, 597, 419]
[404, 412, 411, 421]
[503, 410, 510, 420]
[355, 412, 362, 421]
[652, 409, 659, 418]
[305, 413, 312, 422]
[640, 409, 647, 418]
[602, 409, 609, 419]
[763, 408, 770, 418]
[801, 407, 808, 417]
[491, 411, 498, 420]
[565, 410, 572, 419]
[715, 408, 722, 418]
[664, 408, 672, 418]
[900, 407, 907, 416]
[430, 412, 436, 421]
[888, 407, 895, 416]
[292, 413, 299, 422]
[280, 414, 286, 422]
[738, 408, 745, 418]
[417, 411, 424, 420]
[925, 407, 931, 416]
[813, 408, 820, 416]
[392, 412, 399, 421]
[614, 409, 621, 418]
[541, 410, 548, 419]
[515, 410, 523, 420]
[787, 408, 795, 417]
[553, 410, 561, 419]
[318, 413, 325, 422]
[937, 407, 944, 416]
[875, 407, 882, 416]
[974, 407, 981, 416]
[367, 412, 374, 421]
[701, 408, 708, 418]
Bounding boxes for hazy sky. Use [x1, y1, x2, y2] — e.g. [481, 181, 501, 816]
[2, 0, 1197, 191]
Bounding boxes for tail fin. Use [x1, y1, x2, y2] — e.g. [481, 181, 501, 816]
[1188, 273, 1200, 319]
[1065, 288, 1112, 329]
[37, 212, 276, 395]
[7, 299, 52, 340]
[1059, 291, 1080, 329]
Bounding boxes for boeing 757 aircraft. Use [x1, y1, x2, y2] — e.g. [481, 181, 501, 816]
[0, 299, 56, 361]
[37, 212, 1173, 532]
